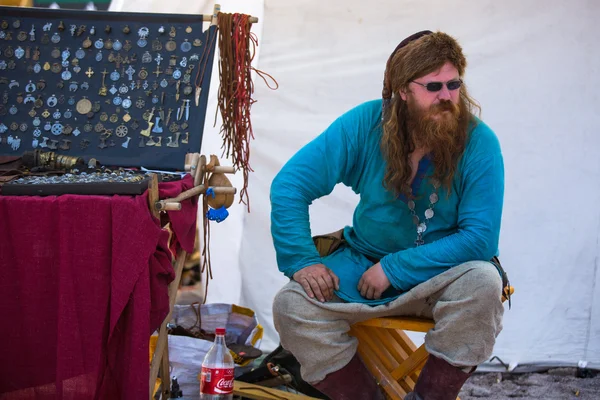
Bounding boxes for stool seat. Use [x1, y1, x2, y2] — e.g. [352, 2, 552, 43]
[350, 286, 514, 399]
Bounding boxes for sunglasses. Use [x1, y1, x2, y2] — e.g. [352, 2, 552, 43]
[411, 79, 463, 92]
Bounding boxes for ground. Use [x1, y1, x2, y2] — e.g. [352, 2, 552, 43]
[460, 369, 600, 400]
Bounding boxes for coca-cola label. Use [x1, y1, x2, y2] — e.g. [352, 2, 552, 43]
[200, 366, 234, 395]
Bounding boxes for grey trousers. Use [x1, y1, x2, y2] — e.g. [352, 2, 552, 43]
[272, 261, 505, 383]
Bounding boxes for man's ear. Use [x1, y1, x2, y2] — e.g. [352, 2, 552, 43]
[399, 87, 408, 101]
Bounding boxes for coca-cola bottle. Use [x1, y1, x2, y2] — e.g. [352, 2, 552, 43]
[200, 327, 235, 399]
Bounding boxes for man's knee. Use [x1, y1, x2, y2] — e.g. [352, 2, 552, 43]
[465, 262, 504, 303]
[272, 283, 308, 327]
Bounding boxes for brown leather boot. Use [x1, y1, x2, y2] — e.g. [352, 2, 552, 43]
[312, 354, 385, 400]
[405, 355, 474, 400]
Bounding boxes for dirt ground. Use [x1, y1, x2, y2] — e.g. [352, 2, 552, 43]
[459, 368, 600, 399]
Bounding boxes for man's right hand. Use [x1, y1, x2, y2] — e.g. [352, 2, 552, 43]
[293, 264, 340, 302]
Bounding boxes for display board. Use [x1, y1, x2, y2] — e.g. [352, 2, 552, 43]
[0, 6, 216, 170]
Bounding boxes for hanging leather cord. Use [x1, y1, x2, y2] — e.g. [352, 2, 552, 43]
[215, 12, 278, 212]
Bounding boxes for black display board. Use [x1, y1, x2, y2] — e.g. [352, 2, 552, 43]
[0, 6, 216, 171]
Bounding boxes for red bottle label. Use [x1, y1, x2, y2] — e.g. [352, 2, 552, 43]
[200, 367, 234, 395]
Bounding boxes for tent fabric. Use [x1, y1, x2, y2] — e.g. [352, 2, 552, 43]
[109, 0, 600, 369]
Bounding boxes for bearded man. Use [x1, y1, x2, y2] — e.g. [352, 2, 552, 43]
[269, 31, 507, 400]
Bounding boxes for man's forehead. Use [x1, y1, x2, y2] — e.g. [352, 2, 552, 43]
[418, 62, 459, 80]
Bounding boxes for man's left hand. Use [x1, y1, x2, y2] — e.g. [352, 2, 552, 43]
[358, 262, 391, 300]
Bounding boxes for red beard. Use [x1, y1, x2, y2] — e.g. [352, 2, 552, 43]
[407, 99, 461, 151]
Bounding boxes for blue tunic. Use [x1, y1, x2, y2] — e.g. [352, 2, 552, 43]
[270, 99, 504, 305]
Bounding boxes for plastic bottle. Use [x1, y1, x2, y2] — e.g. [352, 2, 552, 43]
[199, 328, 235, 399]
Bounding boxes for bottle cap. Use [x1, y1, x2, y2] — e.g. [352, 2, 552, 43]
[215, 327, 226, 335]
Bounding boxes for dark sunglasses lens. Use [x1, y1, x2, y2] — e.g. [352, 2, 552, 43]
[425, 82, 443, 92]
[447, 80, 462, 90]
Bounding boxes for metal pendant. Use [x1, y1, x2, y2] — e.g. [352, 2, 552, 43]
[15, 46, 25, 59]
[83, 37, 92, 49]
[33, 117, 41, 126]
[52, 110, 61, 119]
[113, 95, 122, 106]
[116, 125, 128, 137]
[73, 127, 81, 136]
[152, 39, 162, 51]
[47, 95, 58, 107]
[180, 57, 187, 68]
[138, 67, 148, 80]
[104, 38, 113, 50]
[76, 48, 85, 59]
[61, 68, 72, 80]
[0, 61, 6, 70]
[9, 105, 18, 115]
[109, 85, 118, 95]
[118, 84, 129, 94]
[73, 65, 81, 74]
[51, 32, 61, 43]
[68, 96, 76, 106]
[173, 68, 182, 79]
[68, 81, 78, 92]
[417, 223, 427, 234]
[25, 81, 36, 93]
[123, 40, 132, 52]
[33, 63, 41, 73]
[424, 208, 434, 219]
[81, 82, 89, 90]
[142, 51, 152, 63]
[64, 109, 72, 119]
[94, 38, 104, 49]
[110, 70, 120, 81]
[122, 97, 132, 109]
[51, 122, 63, 136]
[4, 46, 14, 58]
[41, 33, 50, 44]
[113, 39, 122, 51]
[33, 127, 41, 137]
[160, 78, 168, 88]
[96, 50, 103, 62]
[165, 39, 176, 52]
[180, 39, 191, 53]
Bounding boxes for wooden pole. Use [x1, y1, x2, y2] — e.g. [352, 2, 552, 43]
[149, 248, 188, 399]
[147, 173, 160, 220]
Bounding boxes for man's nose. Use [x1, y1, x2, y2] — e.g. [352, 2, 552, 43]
[437, 85, 452, 101]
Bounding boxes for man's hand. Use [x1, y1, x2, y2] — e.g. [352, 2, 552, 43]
[358, 262, 391, 300]
[293, 263, 340, 302]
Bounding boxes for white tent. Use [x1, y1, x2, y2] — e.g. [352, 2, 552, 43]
[109, 0, 600, 370]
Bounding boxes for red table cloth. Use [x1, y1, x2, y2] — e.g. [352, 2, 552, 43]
[0, 174, 197, 400]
